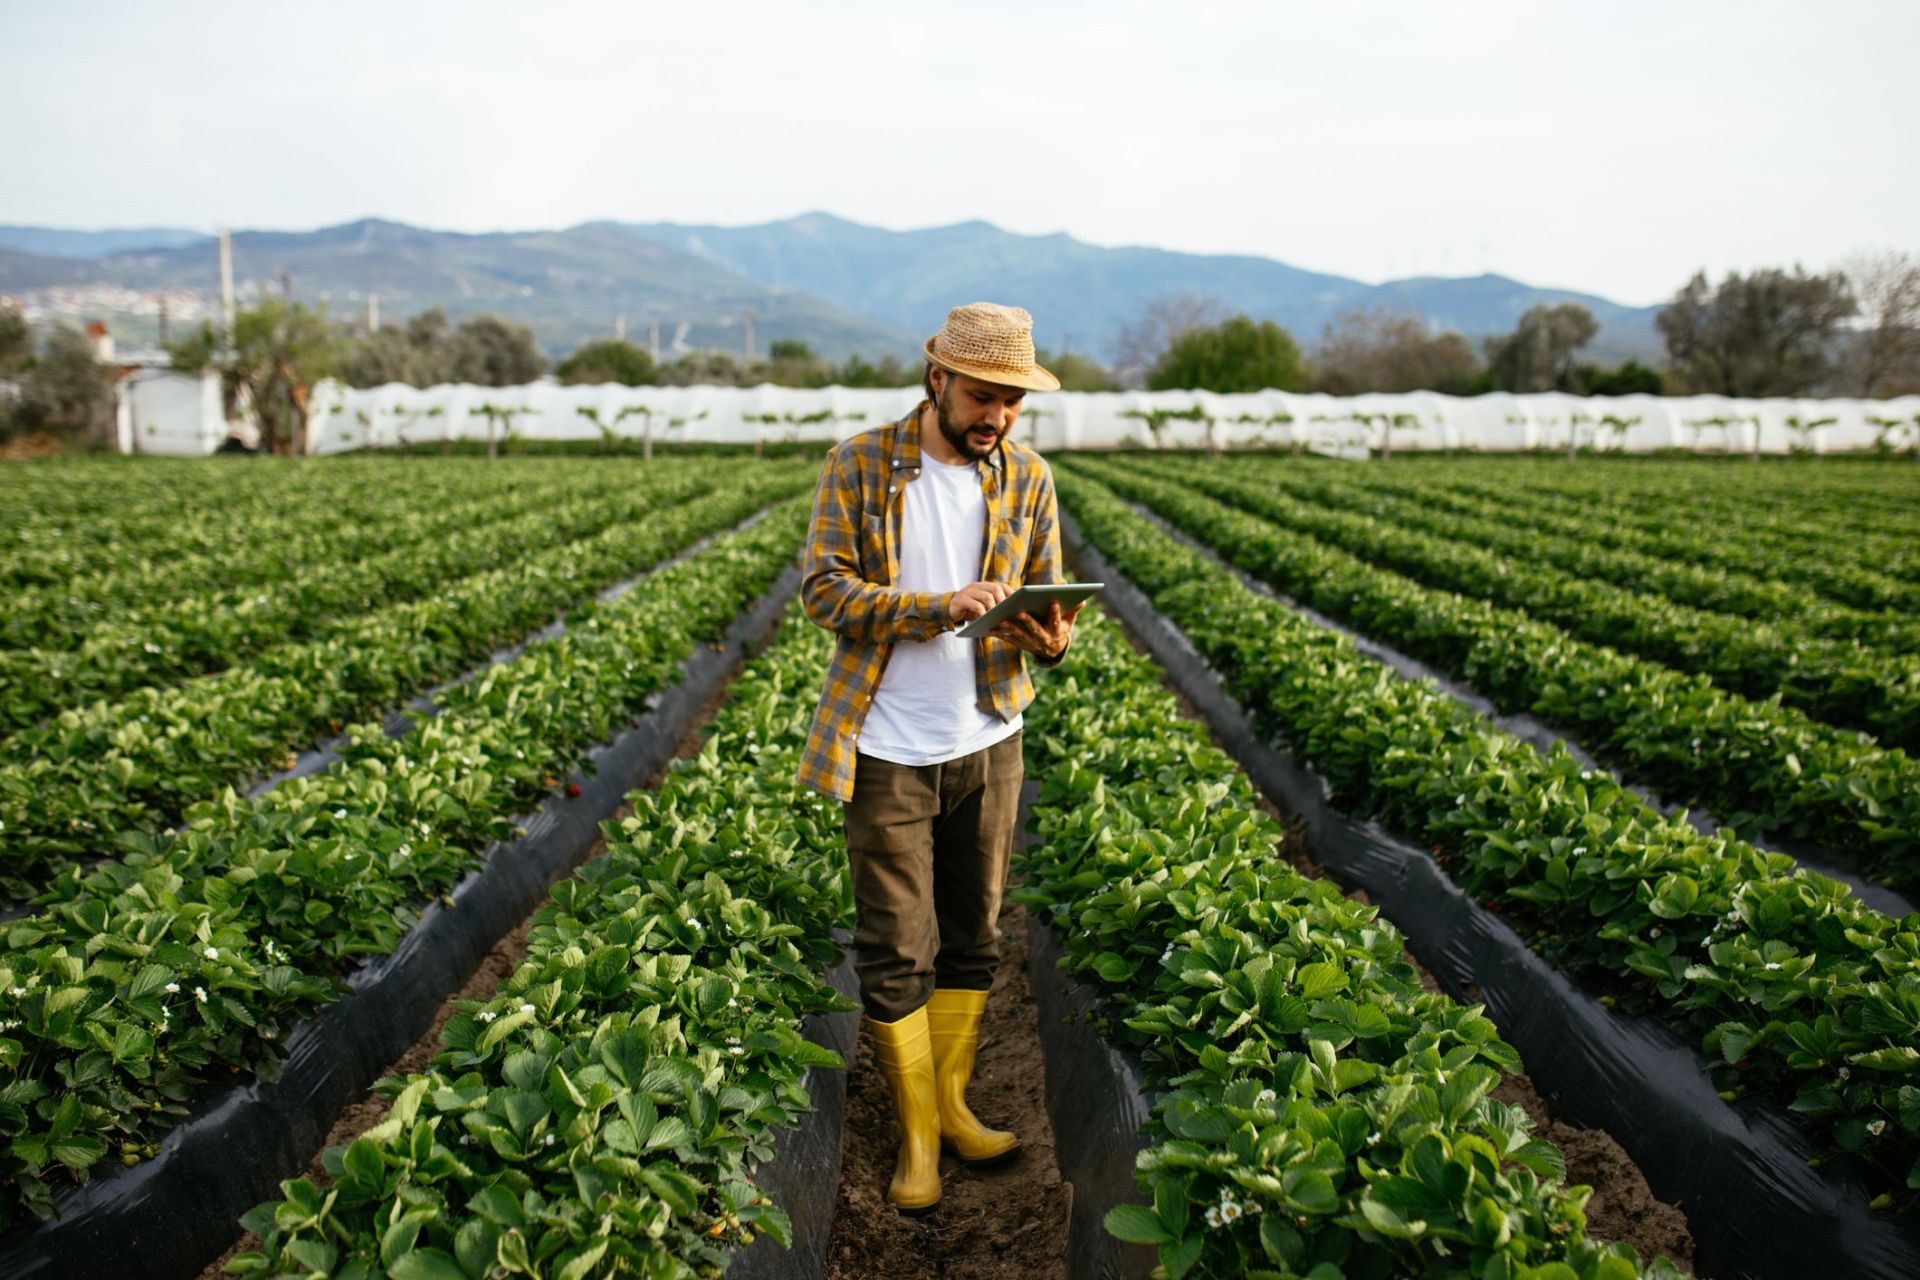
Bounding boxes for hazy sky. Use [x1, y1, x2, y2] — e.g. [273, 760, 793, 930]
[3, 0, 1914, 305]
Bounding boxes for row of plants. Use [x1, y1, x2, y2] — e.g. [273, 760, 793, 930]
[1058, 470, 1920, 1209]
[224, 601, 856, 1280]
[0, 501, 812, 1230]
[1069, 457, 1920, 897]
[1136, 457, 1920, 754]
[1414, 456, 1920, 554]
[0, 470, 713, 731]
[1016, 608, 1679, 1278]
[0, 467, 814, 906]
[0, 458, 554, 595]
[0, 461, 658, 653]
[1398, 464, 1920, 608]
[1215, 458, 1918, 652]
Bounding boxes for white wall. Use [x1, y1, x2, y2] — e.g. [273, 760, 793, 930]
[121, 370, 228, 456]
[279, 379, 1920, 457]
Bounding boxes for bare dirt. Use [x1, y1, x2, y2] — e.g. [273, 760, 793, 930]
[823, 896, 1071, 1280]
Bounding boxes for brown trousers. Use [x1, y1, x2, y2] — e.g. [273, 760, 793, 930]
[843, 730, 1025, 1021]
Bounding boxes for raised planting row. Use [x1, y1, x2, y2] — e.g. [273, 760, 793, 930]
[1015, 607, 1679, 1280]
[0, 460, 643, 653]
[0, 467, 814, 905]
[1132, 456, 1920, 754]
[1067, 457, 1920, 898]
[0, 458, 555, 596]
[1408, 457, 1920, 566]
[1210, 457, 1918, 653]
[1057, 470, 1920, 1208]
[225, 602, 855, 1280]
[0, 469, 716, 732]
[0, 501, 811, 1229]
[1395, 462, 1920, 610]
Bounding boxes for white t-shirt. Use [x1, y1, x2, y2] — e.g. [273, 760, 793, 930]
[857, 452, 1023, 766]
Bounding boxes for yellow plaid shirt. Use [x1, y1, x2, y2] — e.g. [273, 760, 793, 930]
[796, 402, 1069, 801]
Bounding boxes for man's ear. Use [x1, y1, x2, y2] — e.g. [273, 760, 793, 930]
[929, 367, 946, 397]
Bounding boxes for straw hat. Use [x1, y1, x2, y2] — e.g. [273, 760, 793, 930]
[923, 302, 1061, 393]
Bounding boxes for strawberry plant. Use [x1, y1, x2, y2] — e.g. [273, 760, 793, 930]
[1018, 608, 1681, 1278]
[1071, 457, 1920, 896]
[1059, 470, 1920, 1209]
[227, 606, 856, 1279]
[0, 503, 811, 1228]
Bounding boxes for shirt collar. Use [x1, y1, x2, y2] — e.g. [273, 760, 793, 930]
[890, 399, 1005, 475]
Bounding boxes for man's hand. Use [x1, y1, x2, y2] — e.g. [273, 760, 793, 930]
[989, 599, 1084, 660]
[949, 581, 1012, 624]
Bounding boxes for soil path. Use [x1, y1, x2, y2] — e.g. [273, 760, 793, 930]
[823, 896, 1071, 1280]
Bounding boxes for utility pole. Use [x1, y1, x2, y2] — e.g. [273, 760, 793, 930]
[157, 295, 170, 346]
[280, 271, 292, 299]
[367, 291, 379, 331]
[647, 321, 660, 361]
[743, 309, 755, 362]
[218, 227, 236, 349]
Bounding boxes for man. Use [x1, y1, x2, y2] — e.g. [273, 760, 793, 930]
[797, 301, 1083, 1213]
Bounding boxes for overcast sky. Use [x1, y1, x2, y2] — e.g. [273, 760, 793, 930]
[2, 0, 1913, 305]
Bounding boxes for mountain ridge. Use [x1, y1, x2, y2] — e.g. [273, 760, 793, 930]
[0, 214, 1661, 363]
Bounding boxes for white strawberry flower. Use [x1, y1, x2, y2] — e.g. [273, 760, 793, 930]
[164, 982, 180, 994]
[7, 985, 25, 997]
[1204, 1207, 1222, 1229]
[1257, 1088, 1277, 1103]
[518, 1003, 535, 1015]
[203, 947, 219, 960]
[1764, 962, 1782, 971]
[334, 808, 348, 820]
[1868, 1119, 1887, 1137]
[478, 1011, 497, 1023]
[194, 987, 208, 1003]
[1221, 1202, 1243, 1223]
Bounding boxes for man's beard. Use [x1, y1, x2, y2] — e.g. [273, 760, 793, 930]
[936, 386, 1001, 460]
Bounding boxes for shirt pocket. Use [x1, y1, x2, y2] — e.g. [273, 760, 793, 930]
[860, 511, 890, 584]
[991, 515, 1030, 582]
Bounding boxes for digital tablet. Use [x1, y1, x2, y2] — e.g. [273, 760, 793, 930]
[954, 582, 1104, 639]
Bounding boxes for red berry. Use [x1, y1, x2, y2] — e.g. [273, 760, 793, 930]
[567, 783, 582, 798]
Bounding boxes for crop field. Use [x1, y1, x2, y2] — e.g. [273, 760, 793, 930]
[0, 451, 1916, 1280]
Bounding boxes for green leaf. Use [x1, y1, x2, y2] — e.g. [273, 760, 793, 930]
[1296, 962, 1348, 999]
[387, 1248, 469, 1280]
[50, 1133, 106, 1171]
[1160, 1232, 1205, 1279]
[1105, 1203, 1175, 1245]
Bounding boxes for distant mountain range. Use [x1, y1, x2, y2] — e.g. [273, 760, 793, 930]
[0, 215, 1661, 364]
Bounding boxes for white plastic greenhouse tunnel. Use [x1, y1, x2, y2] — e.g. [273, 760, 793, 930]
[168, 377, 1920, 457]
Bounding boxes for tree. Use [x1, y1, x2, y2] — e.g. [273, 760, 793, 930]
[830, 353, 916, 387]
[555, 338, 657, 386]
[169, 297, 342, 453]
[448, 314, 546, 386]
[3, 323, 116, 446]
[1656, 267, 1856, 397]
[1113, 294, 1229, 386]
[338, 306, 456, 388]
[0, 303, 31, 378]
[1567, 360, 1663, 396]
[1147, 315, 1307, 393]
[1035, 346, 1120, 392]
[1483, 303, 1598, 393]
[1839, 250, 1920, 397]
[1310, 308, 1483, 394]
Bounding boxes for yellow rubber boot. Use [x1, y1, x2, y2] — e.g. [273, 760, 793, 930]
[926, 988, 1020, 1166]
[865, 1007, 943, 1213]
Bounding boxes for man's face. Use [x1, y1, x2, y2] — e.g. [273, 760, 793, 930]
[934, 371, 1025, 460]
